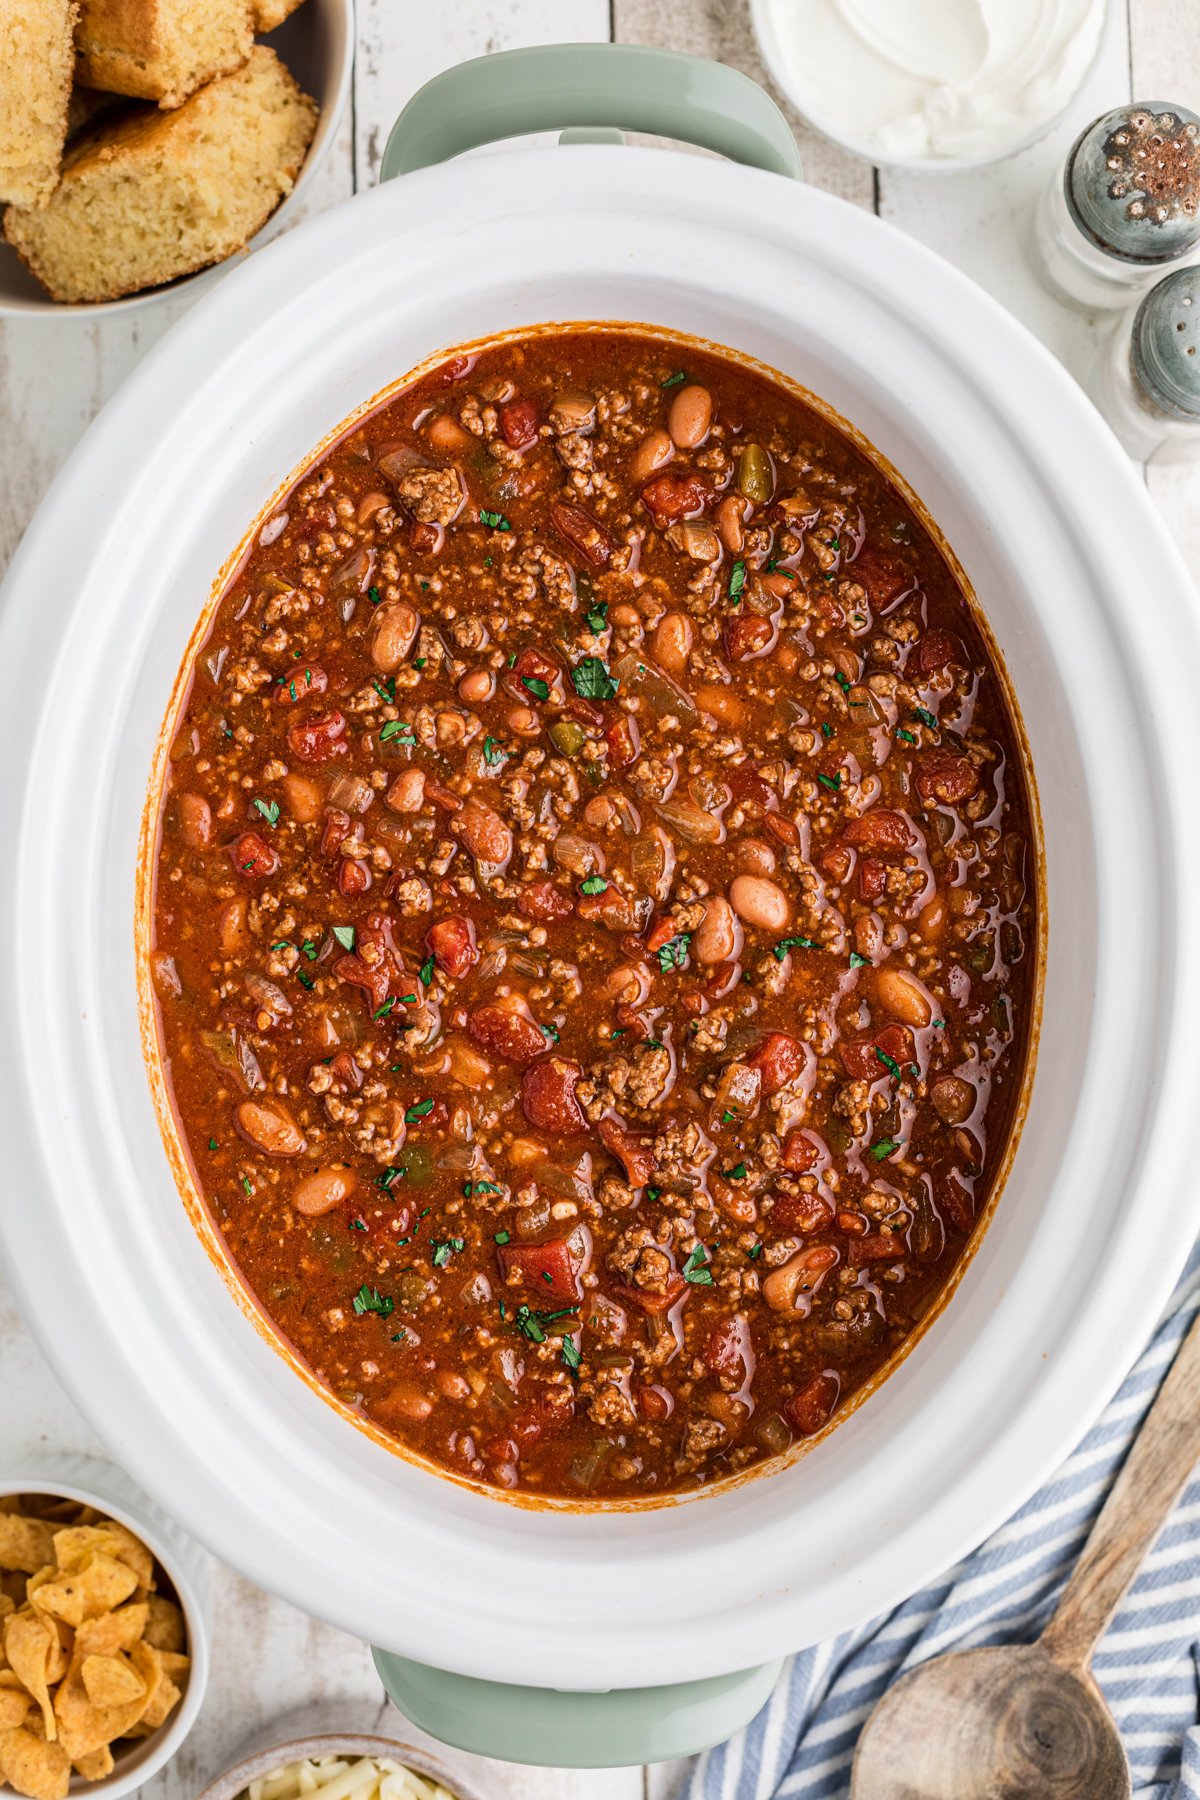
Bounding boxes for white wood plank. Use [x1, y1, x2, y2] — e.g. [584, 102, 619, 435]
[353, 0, 610, 190]
[645, 1756, 691, 1800]
[612, 0, 873, 209]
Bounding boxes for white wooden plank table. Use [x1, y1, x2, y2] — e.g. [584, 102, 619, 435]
[0, 4, 1196, 1798]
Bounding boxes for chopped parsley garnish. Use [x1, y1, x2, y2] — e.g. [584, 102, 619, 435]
[870, 1139, 901, 1161]
[271, 939, 290, 951]
[522, 676, 550, 700]
[419, 954, 435, 985]
[373, 676, 395, 704]
[896, 727, 917, 745]
[379, 720, 414, 744]
[656, 932, 692, 974]
[764, 558, 796, 579]
[405, 1098, 434, 1123]
[414, 657, 427, 669]
[368, 584, 381, 606]
[722, 1109, 736, 1123]
[834, 671, 851, 694]
[561, 1338, 581, 1373]
[241, 1175, 253, 1195]
[431, 1237, 464, 1268]
[352, 1284, 394, 1319]
[580, 874, 608, 894]
[378, 1166, 403, 1190]
[479, 509, 510, 530]
[571, 656, 619, 701]
[483, 735, 504, 766]
[682, 1244, 714, 1286]
[463, 1180, 500, 1197]
[821, 721, 834, 739]
[374, 998, 395, 1019]
[933, 1018, 946, 1030]
[493, 1230, 510, 1245]
[728, 560, 746, 603]
[332, 925, 356, 952]
[849, 951, 869, 969]
[749, 1242, 763, 1260]
[661, 370, 687, 388]
[875, 1047, 902, 1079]
[724, 1162, 747, 1182]
[817, 771, 842, 792]
[646, 1186, 662, 1202]
[296, 971, 315, 991]
[915, 707, 938, 730]
[252, 798, 280, 827]
[391, 1328, 407, 1342]
[774, 935, 816, 960]
[351, 1218, 367, 1231]
[303, 942, 318, 960]
[586, 600, 609, 635]
[542, 1024, 560, 1043]
[513, 1303, 577, 1344]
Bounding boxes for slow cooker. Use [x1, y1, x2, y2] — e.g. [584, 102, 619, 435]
[1, 44, 1198, 1768]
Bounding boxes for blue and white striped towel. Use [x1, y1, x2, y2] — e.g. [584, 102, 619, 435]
[689, 1252, 1200, 1800]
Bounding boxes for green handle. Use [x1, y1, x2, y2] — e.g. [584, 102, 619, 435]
[372, 1649, 784, 1767]
[379, 44, 802, 182]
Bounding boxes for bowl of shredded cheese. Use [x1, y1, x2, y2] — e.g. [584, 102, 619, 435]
[197, 1725, 493, 1800]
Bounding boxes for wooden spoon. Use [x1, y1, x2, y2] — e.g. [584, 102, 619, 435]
[851, 1307, 1200, 1799]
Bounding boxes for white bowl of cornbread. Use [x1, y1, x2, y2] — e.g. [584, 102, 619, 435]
[0, 0, 351, 312]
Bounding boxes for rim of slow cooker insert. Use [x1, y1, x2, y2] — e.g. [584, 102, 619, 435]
[1, 147, 1197, 1688]
[135, 316, 1046, 1513]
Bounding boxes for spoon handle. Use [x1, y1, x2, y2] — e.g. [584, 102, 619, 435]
[1040, 1304, 1200, 1673]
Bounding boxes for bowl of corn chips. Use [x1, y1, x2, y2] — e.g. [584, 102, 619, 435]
[0, 1456, 208, 1800]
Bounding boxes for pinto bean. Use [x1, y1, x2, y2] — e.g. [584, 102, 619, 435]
[729, 874, 790, 932]
[236, 1101, 306, 1158]
[282, 772, 325, 823]
[763, 1246, 839, 1313]
[715, 493, 749, 554]
[356, 490, 390, 524]
[426, 413, 471, 454]
[667, 383, 713, 449]
[381, 1383, 434, 1424]
[735, 837, 776, 876]
[629, 428, 674, 486]
[386, 768, 426, 812]
[932, 1075, 975, 1125]
[371, 602, 420, 672]
[293, 1166, 354, 1216]
[506, 706, 541, 737]
[874, 965, 934, 1029]
[459, 668, 495, 704]
[652, 611, 694, 675]
[455, 797, 513, 865]
[692, 895, 741, 965]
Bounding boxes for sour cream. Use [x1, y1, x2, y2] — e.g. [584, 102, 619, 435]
[754, 0, 1105, 163]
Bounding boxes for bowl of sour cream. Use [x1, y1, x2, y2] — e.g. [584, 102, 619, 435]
[751, 0, 1107, 171]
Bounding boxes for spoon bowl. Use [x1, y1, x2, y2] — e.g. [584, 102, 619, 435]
[851, 1643, 1129, 1799]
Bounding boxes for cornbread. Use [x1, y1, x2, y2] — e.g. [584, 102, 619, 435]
[75, 0, 255, 108]
[0, 0, 80, 205]
[3, 47, 318, 303]
[254, 0, 306, 31]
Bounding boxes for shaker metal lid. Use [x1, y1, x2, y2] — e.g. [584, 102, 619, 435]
[1066, 103, 1200, 264]
[1132, 266, 1200, 421]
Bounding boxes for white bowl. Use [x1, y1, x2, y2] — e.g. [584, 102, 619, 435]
[0, 0, 352, 316]
[195, 1714, 496, 1800]
[0, 1454, 211, 1799]
[750, 0, 1109, 173]
[0, 142, 1197, 1704]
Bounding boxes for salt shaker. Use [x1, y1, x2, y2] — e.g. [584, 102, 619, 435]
[1088, 266, 1200, 461]
[1034, 103, 1200, 310]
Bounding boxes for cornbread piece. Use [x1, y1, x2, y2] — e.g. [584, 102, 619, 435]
[0, 0, 79, 204]
[254, 0, 305, 31]
[75, 0, 254, 108]
[3, 47, 318, 303]
[67, 83, 132, 138]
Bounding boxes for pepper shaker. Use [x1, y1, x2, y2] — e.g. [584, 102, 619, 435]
[1034, 104, 1200, 310]
[1088, 266, 1200, 461]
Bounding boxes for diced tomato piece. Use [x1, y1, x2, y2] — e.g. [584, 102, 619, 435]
[610, 1272, 688, 1316]
[635, 1384, 674, 1422]
[703, 1316, 752, 1382]
[436, 354, 472, 384]
[850, 547, 911, 608]
[500, 398, 539, 449]
[513, 645, 561, 697]
[334, 912, 402, 1012]
[724, 613, 774, 662]
[577, 889, 652, 934]
[517, 879, 574, 922]
[410, 521, 442, 554]
[598, 1116, 656, 1188]
[645, 915, 679, 954]
[783, 1371, 840, 1437]
[274, 666, 327, 704]
[916, 749, 980, 806]
[857, 856, 887, 903]
[468, 1004, 548, 1064]
[769, 1190, 835, 1234]
[843, 808, 914, 855]
[780, 1129, 822, 1175]
[230, 831, 278, 878]
[497, 1237, 581, 1304]
[912, 629, 963, 677]
[727, 766, 777, 809]
[817, 841, 852, 884]
[640, 472, 708, 529]
[839, 1023, 915, 1081]
[940, 1173, 975, 1233]
[328, 1050, 363, 1092]
[454, 796, 512, 864]
[846, 1232, 906, 1265]
[427, 914, 478, 979]
[338, 857, 371, 895]
[605, 714, 641, 770]
[288, 711, 349, 764]
[746, 1031, 806, 1097]
[425, 776, 464, 813]
[521, 1057, 585, 1134]
[319, 808, 350, 858]
[548, 500, 615, 568]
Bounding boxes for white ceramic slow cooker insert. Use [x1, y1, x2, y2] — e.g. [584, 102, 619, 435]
[1, 43, 1198, 1768]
